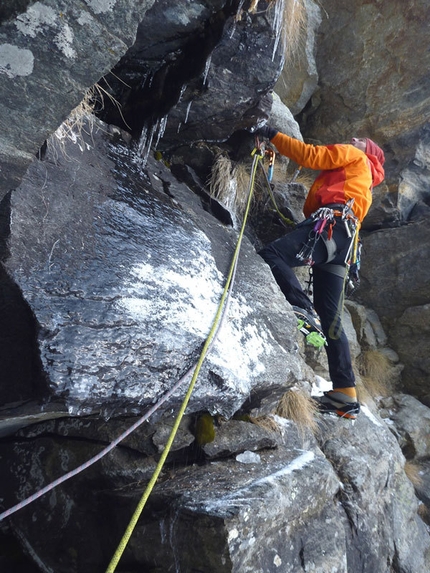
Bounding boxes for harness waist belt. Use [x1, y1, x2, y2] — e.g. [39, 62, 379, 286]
[323, 203, 346, 210]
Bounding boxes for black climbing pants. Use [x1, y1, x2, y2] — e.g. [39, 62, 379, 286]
[259, 219, 356, 389]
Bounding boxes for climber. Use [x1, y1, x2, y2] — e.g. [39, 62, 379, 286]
[255, 125, 385, 419]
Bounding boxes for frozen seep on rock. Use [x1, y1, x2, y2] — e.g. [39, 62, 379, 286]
[4, 122, 301, 418]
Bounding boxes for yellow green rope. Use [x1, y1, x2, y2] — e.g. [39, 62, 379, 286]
[105, 149, 263, 573]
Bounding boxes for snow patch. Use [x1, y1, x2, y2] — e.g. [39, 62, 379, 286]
[210, 295, 271, 384]
[54, 22, 76, 59]
[117, 225, 272, 387]
[228, 528, 239, 543]
[255, 450, 315, 484]
[311, 375, 332, 396]
[118, 257, 223, 339]
[164, 5, 206, 26]
[77, 11, 94, 26]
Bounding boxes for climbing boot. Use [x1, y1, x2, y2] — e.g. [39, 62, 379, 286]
[314, 391, 360, 420]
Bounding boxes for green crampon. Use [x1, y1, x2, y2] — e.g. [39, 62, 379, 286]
[305, 331, 327, 348]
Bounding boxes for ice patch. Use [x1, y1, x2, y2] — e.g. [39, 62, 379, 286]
[203, 451, 315, 512]
[0, 44, 34, 78]
[361, 404, 383, 427]
[236, 451, 261, 464]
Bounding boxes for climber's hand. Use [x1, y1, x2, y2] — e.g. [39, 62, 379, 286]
[253, 125, 278, 140]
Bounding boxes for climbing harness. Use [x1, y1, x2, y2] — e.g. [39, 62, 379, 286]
[296, 200, 358, 266]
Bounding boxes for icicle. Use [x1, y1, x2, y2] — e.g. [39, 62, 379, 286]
[154, 115, 168, 148]
[184, 101, 193, 124]
[138, 123, 157, 166]
[202, 54, 212, 85]
[178, 84, 187, 102]
[140, 72, 150, 90]
[177, 122, 182, 134]
[271, 0, 286, 61]
[229, 0, 246, 38]
[137, 124, 148, 156]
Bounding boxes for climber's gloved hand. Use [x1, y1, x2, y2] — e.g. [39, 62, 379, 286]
[254, 125, 278, 141]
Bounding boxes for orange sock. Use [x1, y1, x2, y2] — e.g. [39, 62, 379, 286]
[332, 387, 357, 400]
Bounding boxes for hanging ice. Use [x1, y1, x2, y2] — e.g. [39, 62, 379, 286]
[271, 0, 286, 61]
[228, 0, 246, 38]
[154, 115, 168, 148]
[202, 54, 212, 85]
[178, 84, 187, 102]
[138, 123, 157, 166]
[184, 101, 193, 124]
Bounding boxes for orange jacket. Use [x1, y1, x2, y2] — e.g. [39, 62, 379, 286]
[270, 133, 385, 222]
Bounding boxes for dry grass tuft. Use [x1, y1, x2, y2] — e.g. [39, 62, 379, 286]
[404, 461, 423, 488]
[358, 349, 394, 398]
[276, 388, 318, 434]
[51, 87, 96, 154]
[50, 83, 127, 159]
[208, 155, 253, 219]
[249, 414, 282, 434]
[295, 169, 316, 189]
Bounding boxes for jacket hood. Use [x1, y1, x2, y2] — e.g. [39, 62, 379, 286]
[366, 153, 385, 187]
[365, 138, 385, 187]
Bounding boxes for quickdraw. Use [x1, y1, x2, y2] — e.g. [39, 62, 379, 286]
[265, 147, 275, 182]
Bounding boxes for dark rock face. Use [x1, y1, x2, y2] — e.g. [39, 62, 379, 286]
[358, 219, 430, 401]
[1, 407, 429, 572]
[1, 1, 430, 571]
[97, 0, 286, 183]
[0, 0, 157, 200]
